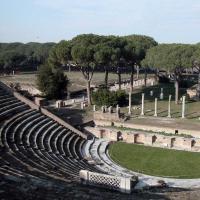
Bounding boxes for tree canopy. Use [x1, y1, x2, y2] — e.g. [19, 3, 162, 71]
[0, 42, 55, 72]
[47, 34, 158, 103]
[142, 44, 195, 103]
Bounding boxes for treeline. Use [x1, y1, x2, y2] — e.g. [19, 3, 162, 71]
[0, 42, 55, 72]
[47, 34, 157, 104]
[143, 43, 200, 103]
[2, 34, 200, 105]
[46, 34, 200, 104]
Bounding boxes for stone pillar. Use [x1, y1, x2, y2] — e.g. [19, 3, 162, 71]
[101, 106, 105, 113]
[128, 92, 132, 115]
[160, 88, 164, 100]
[116, 105, 120, 117]
[108, 106, 113, 113]
[154, 98, 158, 117]
[167, 95, 172, 118]
[141, 93, 144, 116]
[82, 95, 85, 101]
[67, 91, 71, 100]
[182, 96, 186, 119]
[116, 104, 119, 111]
[81, 102, 84, 110]
[72, 99, 75, 104]
[93, 105, 96, 112]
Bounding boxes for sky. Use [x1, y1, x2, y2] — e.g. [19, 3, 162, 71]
[1, 0, 200, 44]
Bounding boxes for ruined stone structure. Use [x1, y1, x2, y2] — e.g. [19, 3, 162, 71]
[109, 77, 156, 91]
[0, 81, 139, 197]
[93, 106, 125, 122]
[34, 97, 47, 106]
[85, 126, 200, 152]
[187, 84, 199, 99]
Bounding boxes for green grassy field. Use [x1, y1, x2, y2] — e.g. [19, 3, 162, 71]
[109, 142, 200, 178]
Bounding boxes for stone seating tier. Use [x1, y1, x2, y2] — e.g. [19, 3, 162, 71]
[0, 87, 101, 184]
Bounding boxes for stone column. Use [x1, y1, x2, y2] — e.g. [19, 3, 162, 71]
[93, 105, 96, 112]
[101, 106, 105, 113]
[72, 99, 75, 104]
[109, 106, 113, 113]
[116, 104, 119, 111]
[141, 93, 144, 116]
[154, 98, 158, 117]
[81, 102, 84, 110]
[128, 92, 132, 115]
[116, 105, 120, 117]
[167, 95, 172, 118]
[182, 96, 186, 119]
[160, 88, 164, 100]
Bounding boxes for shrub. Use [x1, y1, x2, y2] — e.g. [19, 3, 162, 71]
[37, 65, 69, 99]
[158, 75, 170, 83]
[92, 88, 127, 106]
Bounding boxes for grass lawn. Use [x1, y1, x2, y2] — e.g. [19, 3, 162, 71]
[109, 142, 200, 179]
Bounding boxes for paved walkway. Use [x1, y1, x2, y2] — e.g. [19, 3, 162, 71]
[131, 117, 200, 132]
[115, 117, 200, 137]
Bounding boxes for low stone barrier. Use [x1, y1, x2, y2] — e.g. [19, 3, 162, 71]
[13, 92, 40, 110]
[80, 170, 133, 194]
[86, 126, 200, 152]
[109, 77, 156, 91]
[94, 119, 200, 138]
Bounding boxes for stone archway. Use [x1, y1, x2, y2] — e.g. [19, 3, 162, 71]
[134, 134, 139, 143]
[152, 135, 157, 144]
[117, 131, 123, 141]
[100, 129, 106, 138]
[191, 140, 196, 148]
[171, 138, 176, 148]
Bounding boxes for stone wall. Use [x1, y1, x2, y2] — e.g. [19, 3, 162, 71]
[14, 92, 40, 110]
[94, 119, 200, 138]
[109, 77, 156, 91]
[93, 111, 121, 122]
[85, 126, 118, 141]
[87, 126, 200, 152]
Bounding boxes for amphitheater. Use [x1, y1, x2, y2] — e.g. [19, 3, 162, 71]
[0, 82, 200, 200]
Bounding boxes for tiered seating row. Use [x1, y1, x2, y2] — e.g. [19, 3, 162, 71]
[0, 87, 101, 183]
[83, 138, 136, 178]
